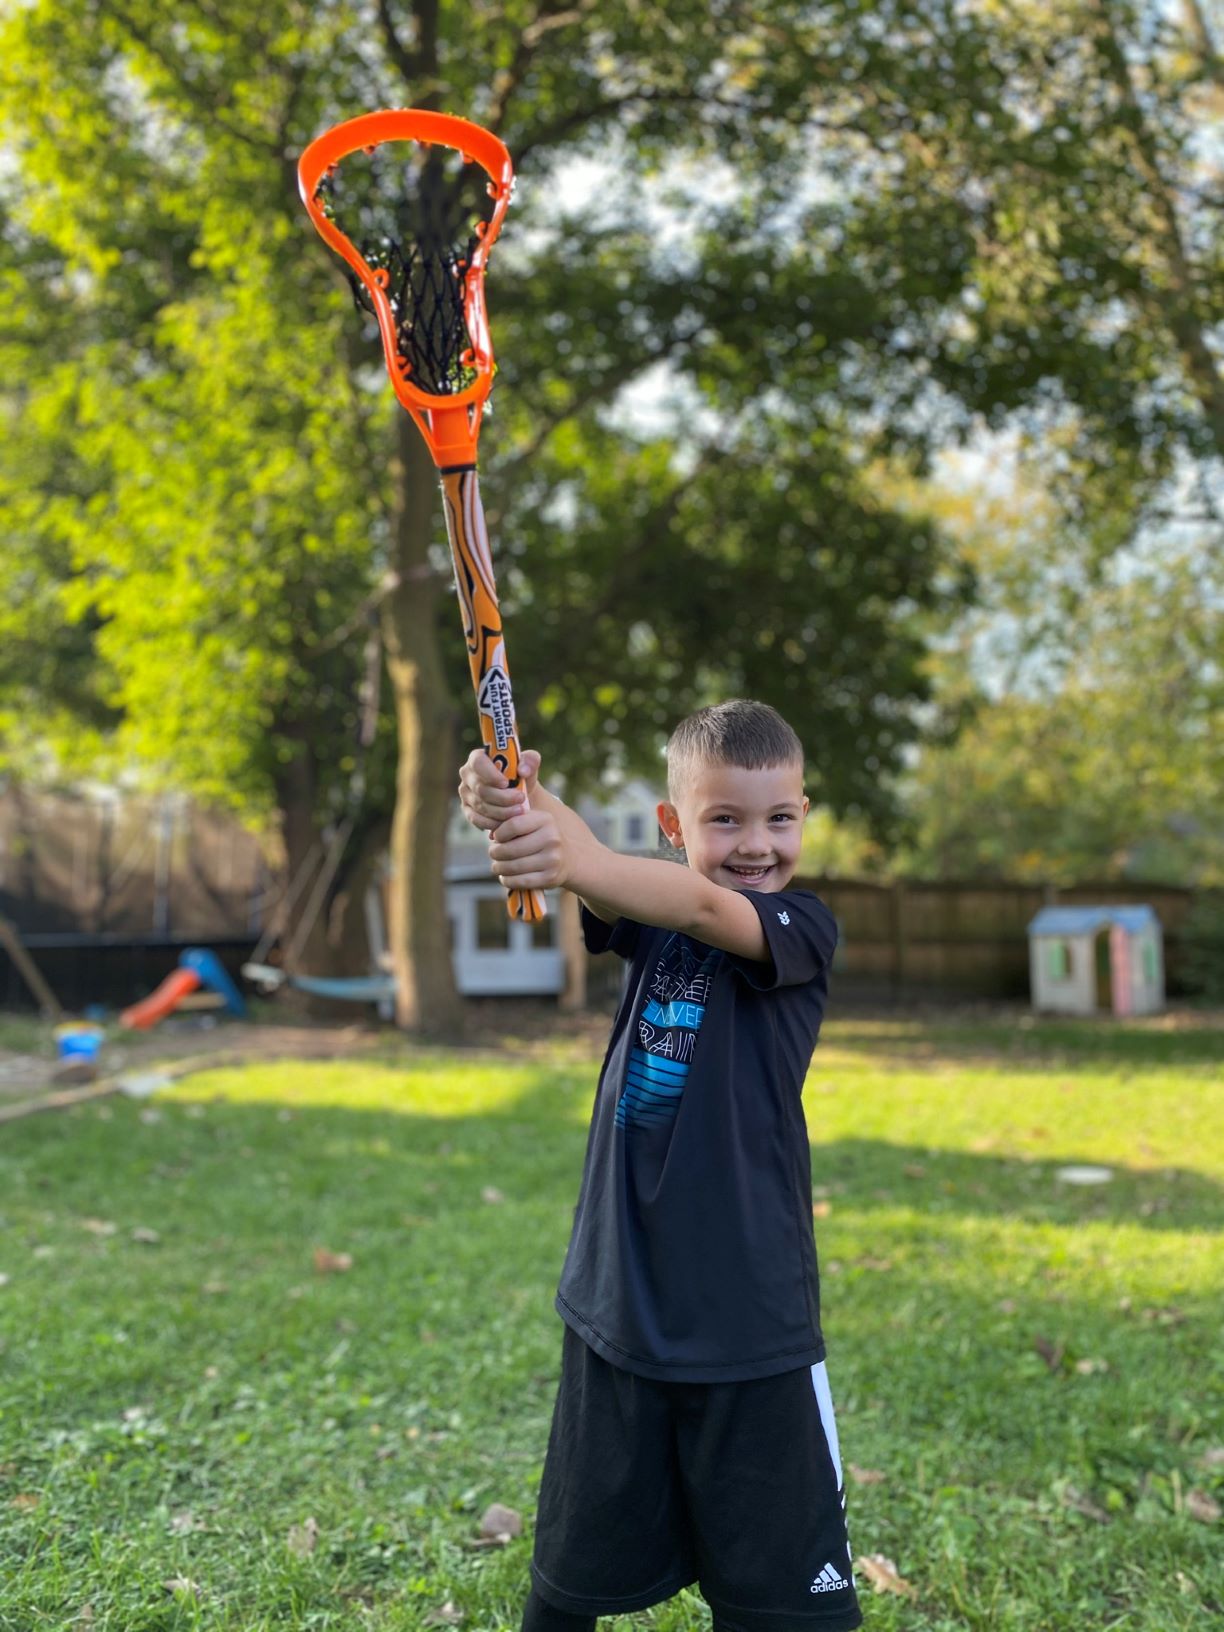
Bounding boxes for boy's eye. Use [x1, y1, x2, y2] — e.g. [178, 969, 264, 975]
[770, 813, 795, 824]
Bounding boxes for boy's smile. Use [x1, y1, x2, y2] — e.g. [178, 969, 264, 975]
[658, 762, 809, 895]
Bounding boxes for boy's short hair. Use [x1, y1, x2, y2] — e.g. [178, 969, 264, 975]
[666, 700, 804, 800]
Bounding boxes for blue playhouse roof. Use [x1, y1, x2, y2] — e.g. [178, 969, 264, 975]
[1027, 905, 1160, 938]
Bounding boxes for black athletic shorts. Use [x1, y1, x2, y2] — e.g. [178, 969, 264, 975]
[530, 1324, 862, 1632]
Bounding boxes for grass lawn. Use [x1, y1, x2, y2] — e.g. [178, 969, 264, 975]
[1, 1011, 1221, 1631]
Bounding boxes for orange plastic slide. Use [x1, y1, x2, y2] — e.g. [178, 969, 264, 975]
[119, 967, 202, 1031]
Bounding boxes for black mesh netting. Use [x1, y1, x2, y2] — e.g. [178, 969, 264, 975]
[314, 140, 497, 396]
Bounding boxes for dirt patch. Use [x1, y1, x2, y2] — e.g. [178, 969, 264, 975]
[0, 1016, 389, 1111]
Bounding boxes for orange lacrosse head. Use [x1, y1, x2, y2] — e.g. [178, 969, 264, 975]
[298, 109, 514, 468]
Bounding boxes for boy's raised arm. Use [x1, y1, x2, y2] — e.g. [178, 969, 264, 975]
[459, 747, 769, 959]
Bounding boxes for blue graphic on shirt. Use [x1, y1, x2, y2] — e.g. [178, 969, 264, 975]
[616, 935, 721, 1131]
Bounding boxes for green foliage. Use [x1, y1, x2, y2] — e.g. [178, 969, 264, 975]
[895, 467, 1224, 884]
[1, 0, 1219, 884]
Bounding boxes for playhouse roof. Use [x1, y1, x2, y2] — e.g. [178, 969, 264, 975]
[1027, 904, 1160, 938]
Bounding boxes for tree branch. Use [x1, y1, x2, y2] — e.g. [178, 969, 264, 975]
[96, 1, 283, 155]
[513, 87, 762, 169]
[376, 0, 440, 100]
[485, 0, 600, 132]
[1181, 0, 1224, 89]
[497, 321, 706, 480]
[1087, 0, 1224, 461]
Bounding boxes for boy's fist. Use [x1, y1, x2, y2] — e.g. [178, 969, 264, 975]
[457, 747, 541, 832]
[487, 808, 566, 891]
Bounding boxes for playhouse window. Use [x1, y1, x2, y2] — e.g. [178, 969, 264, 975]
[624, 813, 647, 847]
[1046, 940, 1072, 981]
[1142, 939, 1157, 983]
[476, 894, 511, 950]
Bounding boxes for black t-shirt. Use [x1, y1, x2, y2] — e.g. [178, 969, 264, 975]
[554, 886, 838, 1383]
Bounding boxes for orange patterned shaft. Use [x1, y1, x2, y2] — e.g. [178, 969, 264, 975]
[439, 466, 547, 924]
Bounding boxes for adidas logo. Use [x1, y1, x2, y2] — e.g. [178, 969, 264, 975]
[777, 910, 791, 925]
[810, 1562, 848, 1593]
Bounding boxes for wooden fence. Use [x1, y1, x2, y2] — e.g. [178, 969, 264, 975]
[0, 786, 1212, 1007]
[804, 876, 1204, 1000]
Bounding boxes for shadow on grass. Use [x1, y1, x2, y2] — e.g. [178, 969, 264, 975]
[823, 1017, 1224, 1070]
[807, 1137, 1224, 1232]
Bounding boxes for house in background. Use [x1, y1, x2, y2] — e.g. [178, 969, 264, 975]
[1027, 904, 1165, 1017]
[442, 780, 661, 997]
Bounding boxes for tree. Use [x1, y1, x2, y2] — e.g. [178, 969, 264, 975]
[2, 0, 1219, 1025]
[892, 456, 1223, 883]
[0, 0, 949, 1026]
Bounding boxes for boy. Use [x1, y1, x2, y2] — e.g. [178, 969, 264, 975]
[457, 700, 862, 1632]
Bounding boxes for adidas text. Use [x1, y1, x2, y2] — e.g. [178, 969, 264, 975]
[777, 910, 791, 925]
[810, 1563, 848, 1593]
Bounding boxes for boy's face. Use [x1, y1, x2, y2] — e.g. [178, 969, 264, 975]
[657, 760, 809, 894]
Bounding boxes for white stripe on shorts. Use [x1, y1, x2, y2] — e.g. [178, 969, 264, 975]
[808, 1359, 843, 1490]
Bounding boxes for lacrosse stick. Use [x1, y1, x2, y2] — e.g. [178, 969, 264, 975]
[298, 109, 544, 922]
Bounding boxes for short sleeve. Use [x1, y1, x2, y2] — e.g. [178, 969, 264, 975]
[728, 889, 837, 990]
[580, 905, 642, 959]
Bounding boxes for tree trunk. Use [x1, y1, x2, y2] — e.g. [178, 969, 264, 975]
[328, 814, 392, 975]
[272, 721, 337, 983]
[381, 410, 463, 1033]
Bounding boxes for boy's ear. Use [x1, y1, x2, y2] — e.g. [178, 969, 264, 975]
[657, 800, 684, 849]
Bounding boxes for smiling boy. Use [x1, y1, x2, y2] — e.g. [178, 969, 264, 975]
[457, 699, 862, 1632]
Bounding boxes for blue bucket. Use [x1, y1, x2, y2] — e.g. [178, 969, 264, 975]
[55, 1026, 105, 1064]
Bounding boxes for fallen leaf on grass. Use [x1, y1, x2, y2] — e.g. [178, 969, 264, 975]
[1199, 1447, 1224, 1470]
[169, 1510, 203, 1535]
[847, 1464, 886, 1486]
[162, 1577, 201, 1600]
[423, 1600, 464, 1626]
[997, 1299, 1018, 1315]
[131, 1227, 161, 1246]
[287, 1516, 320, 1556]
[855, 1553, 916, 1597]
[82, 1219, 117, 1237]
[11, 1493, 40, 1509]
[313, 1248, 353, 1274]
[852, 1256, 893, 1272]
[1062, 1486, 1110, 1523]
[1140, 1306, 1185, 1327]
[902, 1164, 927, 1178]
[1033, 1336, 1065, 1372]
[1074, 1357, 1110, 1375]
[481, 1187, 505, 1205]
[812, 1201, 832, 1219]
[470, 1502, 523, 1548]
[1185, 1489, 1221, 1524]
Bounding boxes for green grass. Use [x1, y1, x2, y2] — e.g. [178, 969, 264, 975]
[1, 1014, 1221, 1631]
